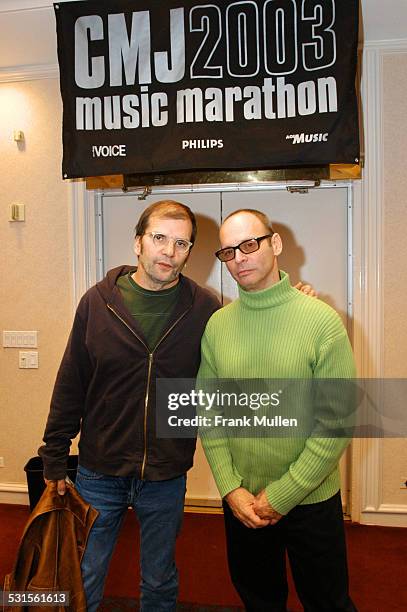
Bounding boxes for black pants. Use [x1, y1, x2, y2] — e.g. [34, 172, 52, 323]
[223, 491, 357, 612]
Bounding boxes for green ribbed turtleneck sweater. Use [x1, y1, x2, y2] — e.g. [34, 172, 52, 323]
[197, 271, 356, 515]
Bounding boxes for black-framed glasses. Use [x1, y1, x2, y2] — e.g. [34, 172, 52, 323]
[215, 234, 274, 262]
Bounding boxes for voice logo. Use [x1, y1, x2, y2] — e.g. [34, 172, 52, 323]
[286, 133, 328, 145]
[92, 145, 127, 158]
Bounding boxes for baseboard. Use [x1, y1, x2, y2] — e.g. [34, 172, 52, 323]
[0, 486, 222, 510]
[361, 504, 407, 527]
[0, 483, 29, 505]
[185, 496, 222, 508]
[1, 484, 405, 526]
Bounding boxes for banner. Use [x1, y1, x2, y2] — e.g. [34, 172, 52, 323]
[55, 0, 360, 179]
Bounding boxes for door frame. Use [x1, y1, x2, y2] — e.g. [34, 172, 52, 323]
[70, 179, 368, 517]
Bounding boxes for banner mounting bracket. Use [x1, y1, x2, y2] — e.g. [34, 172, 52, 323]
[137, 186, 152, 201]
[286, 180, 320, 194]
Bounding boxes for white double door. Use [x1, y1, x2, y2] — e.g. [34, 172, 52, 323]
[99, 186, 351, 508]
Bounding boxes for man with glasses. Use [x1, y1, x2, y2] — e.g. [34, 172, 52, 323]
[39, 200, 220, 612]
[198, 208, 357, 611]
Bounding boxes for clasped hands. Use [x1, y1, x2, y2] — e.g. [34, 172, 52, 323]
[225, 487, 283, 529]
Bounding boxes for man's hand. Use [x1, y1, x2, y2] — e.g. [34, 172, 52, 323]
[225, 487, 270, 529]
[44, 478, 66, 496]
[253, 490, 283, 525]
[294, 281, 317, 298]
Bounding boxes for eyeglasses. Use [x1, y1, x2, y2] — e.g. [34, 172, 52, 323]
[146, 231, 193, 253]
[215, 234, 274, 262]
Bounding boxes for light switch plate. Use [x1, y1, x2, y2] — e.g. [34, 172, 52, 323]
[19, 351, 39, 369]
[3, 331, 37, 348]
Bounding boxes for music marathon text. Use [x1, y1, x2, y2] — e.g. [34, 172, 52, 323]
[76, 77, 337, 131]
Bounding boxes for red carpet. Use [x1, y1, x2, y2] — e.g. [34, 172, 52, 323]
[99, 601, 241, 611]
[1, 505, 407, 611]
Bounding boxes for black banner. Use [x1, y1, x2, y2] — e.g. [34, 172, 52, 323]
[55, 0, 360, 179]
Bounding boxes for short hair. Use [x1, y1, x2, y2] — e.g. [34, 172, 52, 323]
[135, 200, 197, 243]
[223, 208, 274, 234]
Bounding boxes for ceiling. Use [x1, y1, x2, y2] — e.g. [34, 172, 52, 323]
[0, 0, 406, 72]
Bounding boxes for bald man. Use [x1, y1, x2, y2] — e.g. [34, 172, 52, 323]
[198, 209, 357, 612]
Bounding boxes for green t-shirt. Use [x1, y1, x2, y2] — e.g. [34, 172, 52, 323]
[117, 272, 180, 351]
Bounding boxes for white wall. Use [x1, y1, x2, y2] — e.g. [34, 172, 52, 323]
[0, 78, 72, 500]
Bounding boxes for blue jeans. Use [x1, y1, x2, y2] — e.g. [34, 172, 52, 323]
[75, 465, 186, 612]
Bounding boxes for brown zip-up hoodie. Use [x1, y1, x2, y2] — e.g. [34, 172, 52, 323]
[39, 266, 220, 481]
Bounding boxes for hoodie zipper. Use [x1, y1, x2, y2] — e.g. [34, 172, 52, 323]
[107, 303, 192, 479]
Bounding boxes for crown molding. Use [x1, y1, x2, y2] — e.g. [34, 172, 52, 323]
[364, 38, 407, 52]
[0, 1, 53, 13]
[0, 63, 59, 83]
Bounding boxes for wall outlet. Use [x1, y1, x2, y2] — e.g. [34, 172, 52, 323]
[0, 457, 5, 468]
